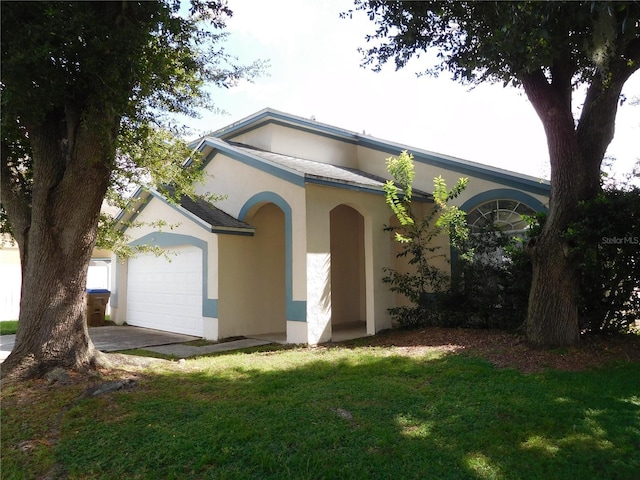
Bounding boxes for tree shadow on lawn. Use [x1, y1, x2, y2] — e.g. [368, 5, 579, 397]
[43, 350, 640, 480]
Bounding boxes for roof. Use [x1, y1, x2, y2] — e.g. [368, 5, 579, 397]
[189, 136, 431, 200]
[199, 107, 551, 197]
[116, 187, 255, 236]
[174, 191, 255, 234]
[229, 143, 431, 200]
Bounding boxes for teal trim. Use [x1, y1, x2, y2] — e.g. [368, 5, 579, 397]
[117, 187, 253, 236]
[199, 138, 305, 187]
[358, 137, 551, 196]
[129, 232, 218, 318]
[147, 191, 213, 232]
[214, 110, 359, 145]
[239, 192, 307, 322]
[209, 109, 551, 196]
[459, 189, 548, 213]
[451, 189, 548, 279]
[116, 192, 151, 232]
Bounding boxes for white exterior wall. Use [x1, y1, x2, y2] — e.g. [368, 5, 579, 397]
[0, 245, 21, 321]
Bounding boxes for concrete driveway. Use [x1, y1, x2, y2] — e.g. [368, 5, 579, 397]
[0, 325, 198, 361]
[0, 325, 253, 363]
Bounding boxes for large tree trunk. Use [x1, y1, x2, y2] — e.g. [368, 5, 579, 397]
[1, 108, 115, 380]
[522, 66, 627, 348]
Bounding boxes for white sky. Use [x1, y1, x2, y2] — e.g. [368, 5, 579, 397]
[185, 0, 639, 181]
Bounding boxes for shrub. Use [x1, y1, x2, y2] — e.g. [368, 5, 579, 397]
[383, 151, 468, 328]
[566, 185, 640, 333]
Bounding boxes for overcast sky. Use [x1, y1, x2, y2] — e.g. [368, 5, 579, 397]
[184, 0, 639, 181]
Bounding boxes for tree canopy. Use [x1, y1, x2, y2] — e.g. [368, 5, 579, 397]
[347, 1, 640, 347]
[0, 0, 262, 380]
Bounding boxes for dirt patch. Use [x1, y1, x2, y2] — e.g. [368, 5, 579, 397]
[351, 327, 640, 373]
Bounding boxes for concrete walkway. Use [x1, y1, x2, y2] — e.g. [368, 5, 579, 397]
[0, 325, 273, 363]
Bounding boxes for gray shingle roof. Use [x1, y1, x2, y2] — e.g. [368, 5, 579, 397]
[228, 143, 431, 199]
[179, 195, 254, 234]
[161, 186, 254, 235]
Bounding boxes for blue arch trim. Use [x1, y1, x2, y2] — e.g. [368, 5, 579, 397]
[451, 189, 548, 279]
[239, 192, 307, 322]
[129, 232, 218, 318]
[459, 188, 548, 213]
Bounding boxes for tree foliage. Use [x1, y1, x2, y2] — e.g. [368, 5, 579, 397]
[0, 1, 262, 380]
[567, 178, 640, 332]
[1, 1, 262, 240]
[383, 151, 468, 327]
[346, 1, 640, 86]
[347, 1, 640, 347]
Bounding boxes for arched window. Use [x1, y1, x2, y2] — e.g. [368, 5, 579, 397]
[466, 199, 536, 234]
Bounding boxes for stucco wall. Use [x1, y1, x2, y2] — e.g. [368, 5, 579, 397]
[199, 152, 308, 306]
[353, 144, 549, 212]
[330, 205, 366, 325]
[229, 123, 359, 168]
[305, 184, 395, 341]
[112, 197, 219, 333]
[218, 203, 286, 337]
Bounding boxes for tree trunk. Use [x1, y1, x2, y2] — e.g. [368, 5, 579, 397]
[526, 222, 581, 348]
[1, 109, 115, 380]
[521, 67, 626, 348]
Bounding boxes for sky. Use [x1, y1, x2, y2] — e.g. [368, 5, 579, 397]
[184, 0, 639, 181]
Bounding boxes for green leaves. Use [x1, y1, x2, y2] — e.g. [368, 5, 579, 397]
[349, 1, 640, 87]
[1, 1, 262, 247]
[384, 151, 416, 239]
[383, 151, 469, 326]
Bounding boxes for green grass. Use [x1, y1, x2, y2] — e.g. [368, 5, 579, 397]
[2, 346, 639, 479]
[0, 320, 18, 335]
[0, 317, 114, 336]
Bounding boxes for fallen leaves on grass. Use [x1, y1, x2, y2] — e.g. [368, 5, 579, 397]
[358, 327, 640, 373]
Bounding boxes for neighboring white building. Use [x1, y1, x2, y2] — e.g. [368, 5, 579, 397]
[112, 108, 550, 344]
[0, 238, 21, 321]
[0, 239, 112, 321]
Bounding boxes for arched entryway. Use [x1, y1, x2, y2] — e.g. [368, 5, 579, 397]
[330, 204, 367, 341]
[218, 202, 286, 339]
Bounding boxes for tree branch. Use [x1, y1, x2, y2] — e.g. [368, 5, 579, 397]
[0, 140, 31, 256]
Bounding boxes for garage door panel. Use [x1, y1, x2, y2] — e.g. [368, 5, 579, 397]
[126, 246, 203, 337]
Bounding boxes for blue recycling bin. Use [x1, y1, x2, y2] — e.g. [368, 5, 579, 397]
[86, 289, 111, 326]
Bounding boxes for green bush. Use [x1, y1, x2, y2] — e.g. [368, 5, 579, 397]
[443, 222, 531, 331]
[566, 185, 640, 333]
[383, 150, 638, 334]
[447, 185, 639, 334]
[382, 151, 468, 328]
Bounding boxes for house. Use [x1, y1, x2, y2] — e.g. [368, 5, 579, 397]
[0, 235, 112, 321]
[110, 108, 549, 344]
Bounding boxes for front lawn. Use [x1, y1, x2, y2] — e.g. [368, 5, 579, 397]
[0, 320, 18, 335]
[2, 333, 639, 479]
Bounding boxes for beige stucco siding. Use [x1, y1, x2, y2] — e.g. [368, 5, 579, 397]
[199, 152, 308, 304]
[218, 203, 286, 338]
[354, 144, 549, 212]
[229, 123, 359, 168]
[112, 197, 219, 336]
[305, 184, 395, 341]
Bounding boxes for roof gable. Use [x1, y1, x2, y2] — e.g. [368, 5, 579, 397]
[199, 108, 550, 197]
[117, 187, 255, 236]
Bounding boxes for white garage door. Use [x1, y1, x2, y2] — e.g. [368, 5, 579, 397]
[127, 245, 203, 337]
